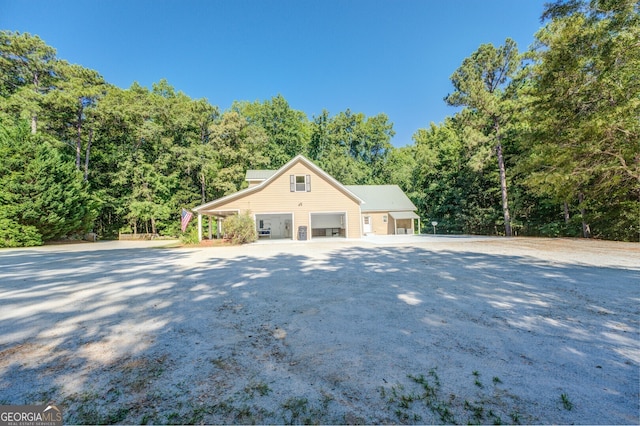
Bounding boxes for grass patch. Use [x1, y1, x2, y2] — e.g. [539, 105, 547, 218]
[380, 368, 532, 425]
[560, 393, 573, 411]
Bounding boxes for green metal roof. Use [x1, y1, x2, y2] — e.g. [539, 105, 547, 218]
[246, 170, 277, 180]
[345, 185, 417, 212]
[389, 211, 420, 220]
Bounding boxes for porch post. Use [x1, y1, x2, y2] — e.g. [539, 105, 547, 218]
[417, 218, 421, 235]
[197, 213, 202, 242]
[217, 217, 222, 239]
[208, 215, 213, 240]
[394, 218, 397, 235]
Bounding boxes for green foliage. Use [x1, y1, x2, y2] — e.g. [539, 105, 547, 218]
[223, 212, 257, 244]
[180, 225, 200, 245]
[0, 21, 636, 242]
[521, 0, 640, 240]
[0, 218, 43, 248]
[0, 120, 96, 244]
[445, 38, 522, 237]
[309, 108, 394, 184]
[235, 95, 311, 168]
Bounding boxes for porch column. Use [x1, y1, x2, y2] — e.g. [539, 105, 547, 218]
[208, 215, 213, 240]
[394, 218, 398, 235]
[217, 217, 222, 239]
[197, 213, 202, 242]
[417, 218, 421, 235]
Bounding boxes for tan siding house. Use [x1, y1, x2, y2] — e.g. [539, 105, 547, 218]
[193, 155, 419, 241]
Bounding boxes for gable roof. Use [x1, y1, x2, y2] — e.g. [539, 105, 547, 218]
[345, 185, 417, 212]
[194, 155, 364, 213]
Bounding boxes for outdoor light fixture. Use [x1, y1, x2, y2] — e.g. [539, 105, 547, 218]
[431, 221, 438, 235]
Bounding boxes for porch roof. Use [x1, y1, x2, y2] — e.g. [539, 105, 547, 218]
[389, 211, 420, 220]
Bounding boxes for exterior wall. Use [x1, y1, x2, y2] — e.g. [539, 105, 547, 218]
[364, 212, 392, 235]
[207, 161, 362, 239]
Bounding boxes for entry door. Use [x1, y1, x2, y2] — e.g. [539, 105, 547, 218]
[363, 216, 372, 233]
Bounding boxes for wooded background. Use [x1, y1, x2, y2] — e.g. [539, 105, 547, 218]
[0, 0, 637, 246]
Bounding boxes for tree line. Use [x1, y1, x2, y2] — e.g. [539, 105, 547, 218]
[0, 0, 637, 246]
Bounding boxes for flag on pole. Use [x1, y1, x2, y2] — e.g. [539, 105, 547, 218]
[181, 208, 193, 232]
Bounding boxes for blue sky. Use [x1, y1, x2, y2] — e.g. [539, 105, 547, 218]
[2, 0, 546, 147]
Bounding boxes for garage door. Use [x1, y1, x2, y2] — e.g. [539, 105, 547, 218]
[310, 213, 346, 238]
[255, 214, 293, 239]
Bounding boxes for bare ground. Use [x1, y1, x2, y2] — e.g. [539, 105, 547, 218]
[0, 236, 638, 424]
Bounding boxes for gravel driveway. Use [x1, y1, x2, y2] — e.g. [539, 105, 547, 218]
[0, 237, 638, 424]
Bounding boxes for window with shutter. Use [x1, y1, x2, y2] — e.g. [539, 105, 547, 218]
[291, 175, 311, 192]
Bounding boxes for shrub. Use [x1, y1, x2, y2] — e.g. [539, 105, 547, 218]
[0, 218, 43, 247]
[224, 212, 257, 244]
[180, 226, 200, 245]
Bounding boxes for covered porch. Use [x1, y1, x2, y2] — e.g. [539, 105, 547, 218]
[389, 211, 421, 235]
[196, 210, 238, 242]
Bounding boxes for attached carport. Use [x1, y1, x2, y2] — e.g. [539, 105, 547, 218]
[255, 213, 293, 239]
[197, 210, 238, 241]
[310, 212, 347, 238]
[389, 211, 421, 235]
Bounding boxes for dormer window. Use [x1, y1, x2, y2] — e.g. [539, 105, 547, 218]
[290, 175, 311, 192]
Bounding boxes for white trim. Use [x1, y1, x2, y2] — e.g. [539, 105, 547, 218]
[309, 211, 348, 239]
[292, 213, 295, 241]
[254, 212, 295, 240]
[197, 214, 202, 242]
[346, 211, 350, 238]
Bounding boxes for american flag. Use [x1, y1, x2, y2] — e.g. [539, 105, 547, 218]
[181, 208, 193, 232]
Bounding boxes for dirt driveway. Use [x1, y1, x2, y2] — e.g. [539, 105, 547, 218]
[0, 237, 638, 424]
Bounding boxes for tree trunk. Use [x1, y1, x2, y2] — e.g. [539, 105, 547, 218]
[578, 192, 591, 238]
[75, 101, 84, 170]
[31, 73, 39, 134]
[495, 141, 512, 237]
[563, 201, 570, 223]
[31, 115, 37, 134]
[84, 128, 93, 182]
[200, 172, 206, 203]
[151, 217, 157, 235]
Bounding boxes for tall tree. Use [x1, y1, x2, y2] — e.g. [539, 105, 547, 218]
[0, 120, 96, 243]
[43, 62, 107, 176]
[412, 118, 503, 235]
[0, 31, 58, 134]
[309, 109, 394, 184]
[235, 95, 310, 168]
[524, 0, 640, 240]
[445, 38, 522, 236]
[209, 110, 269, 196]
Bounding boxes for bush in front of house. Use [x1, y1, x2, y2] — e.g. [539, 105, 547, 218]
[224, 212, 257, 244]
[180, 226, 200, 245]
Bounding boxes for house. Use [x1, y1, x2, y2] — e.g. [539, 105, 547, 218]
[192, 155, 420, 241]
